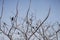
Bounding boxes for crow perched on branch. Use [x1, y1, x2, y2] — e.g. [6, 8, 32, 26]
[11, 17, 15, 21]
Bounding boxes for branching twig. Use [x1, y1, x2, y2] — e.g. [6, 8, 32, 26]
[0, 0, 4, 29]
[28, 8, 51, 40]
[26, 0, 31, 33]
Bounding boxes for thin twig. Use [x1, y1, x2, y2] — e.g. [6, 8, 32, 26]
[28, 8, 51, 40]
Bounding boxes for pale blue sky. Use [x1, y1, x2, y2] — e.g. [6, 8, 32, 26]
[0, 0, 60, 25]
[0, 0, 60, 40]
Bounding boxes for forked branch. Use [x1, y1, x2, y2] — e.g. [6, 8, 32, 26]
[28, 8, 51, 40]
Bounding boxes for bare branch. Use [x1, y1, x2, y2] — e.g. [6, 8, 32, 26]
[0, 0, 4, 18]
[28, 8, 51, 40]
[26, 0, 31, 33]
[0, 0, 4, 29]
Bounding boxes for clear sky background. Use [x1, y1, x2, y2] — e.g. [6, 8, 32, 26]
[0, 0, 60, 25]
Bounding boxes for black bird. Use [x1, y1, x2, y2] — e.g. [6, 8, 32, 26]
[11, 17, 13, 21]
